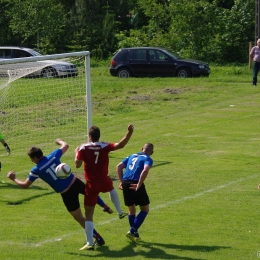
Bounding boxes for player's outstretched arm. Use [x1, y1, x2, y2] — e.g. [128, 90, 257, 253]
[113, 124, 134, 151]
[55, 138, 69, 155]
[7, 171, 32, 189]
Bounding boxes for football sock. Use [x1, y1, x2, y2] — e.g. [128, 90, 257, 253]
[97, 196, 106, 207]
[128, 214, 135, 227]
[131, 211, 148, 231]
[85, 221, 94, 245]
[93, 229, 98, 238]
[109, 188, 122, 214]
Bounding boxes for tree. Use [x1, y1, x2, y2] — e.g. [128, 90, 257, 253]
[66, 0, 136, 58]
[10, 0, 66, 53]
[115, 0, 255, 63]
[0, 0, 15, 45]
[0, 0, 256, 62]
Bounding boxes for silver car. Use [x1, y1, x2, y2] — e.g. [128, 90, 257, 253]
[0, 46, 78, 78]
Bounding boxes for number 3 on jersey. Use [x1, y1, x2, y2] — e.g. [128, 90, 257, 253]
[129, 157, 138, 170]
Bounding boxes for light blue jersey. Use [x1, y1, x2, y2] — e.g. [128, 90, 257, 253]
[122, 152, 153, 181]
[28, 149, 74, 193]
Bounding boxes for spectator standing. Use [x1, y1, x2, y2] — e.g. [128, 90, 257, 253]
[250, 39, 260, 86]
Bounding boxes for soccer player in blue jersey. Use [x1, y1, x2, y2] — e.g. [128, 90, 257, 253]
[116, 143, 154, 242]
[7, 138, 111, 246]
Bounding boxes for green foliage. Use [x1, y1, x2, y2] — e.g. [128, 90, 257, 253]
[9, 0, 66, 52]
[0, 0, 257, 63]
[0, 0, 16, 45]
[115, 0, 254, 63]
[116, 30, 149, 48]
[213, 0, 255, 62]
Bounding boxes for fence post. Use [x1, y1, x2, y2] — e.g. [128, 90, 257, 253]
[249, 42, 252, 70]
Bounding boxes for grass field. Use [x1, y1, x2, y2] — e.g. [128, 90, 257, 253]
[1, 62, 260, 259]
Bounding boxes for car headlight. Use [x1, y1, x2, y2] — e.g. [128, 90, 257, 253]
[199, 65, 205, 69]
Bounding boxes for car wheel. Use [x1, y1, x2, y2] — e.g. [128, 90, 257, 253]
[42, 67, 57, 78]
[177, 68, 191, 78]
[117, 68, 131, 78]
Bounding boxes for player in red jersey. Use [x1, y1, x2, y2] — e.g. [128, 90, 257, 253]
[75, 124, 134, 250]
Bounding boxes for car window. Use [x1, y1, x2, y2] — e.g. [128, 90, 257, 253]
[13, 50, 32, 58]
[154, 50, 169, 61]
[0, 49, 12, 58]
[27, 49, 42, 56]
[164, 49, 180, 59]
[126, 50, 133, 60]
[148, 50, 156, 60]
[133, 50, 147, 60]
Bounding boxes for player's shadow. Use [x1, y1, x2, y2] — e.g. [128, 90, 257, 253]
[151, 242, 231, 252]
[0, 182, 49, 190]
[109, 155, 172, 168]
[152, 160, 172, 168]
[0, 182, 54, 205]
[67, 241, 230, 259]
[3, 191, 55, 205]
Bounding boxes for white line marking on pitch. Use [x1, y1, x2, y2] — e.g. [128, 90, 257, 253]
[152, 173, 259, 210]
[2, 173, 258, 247]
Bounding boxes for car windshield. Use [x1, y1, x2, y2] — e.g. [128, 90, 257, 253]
[164, 49, 181, 59]
[26, 49, 43, 56]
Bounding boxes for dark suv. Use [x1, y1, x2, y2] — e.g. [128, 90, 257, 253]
[110, 47, 210, 78]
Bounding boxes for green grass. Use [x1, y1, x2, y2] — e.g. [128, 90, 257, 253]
[1, 63, 260, 259]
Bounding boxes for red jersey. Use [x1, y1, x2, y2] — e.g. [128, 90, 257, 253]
[76, 141, 115, 181]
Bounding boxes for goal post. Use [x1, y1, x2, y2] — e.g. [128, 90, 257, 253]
[0, 51, 92, 160]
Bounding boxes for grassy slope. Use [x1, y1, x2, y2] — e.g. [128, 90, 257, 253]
[0, 63, 259, 259]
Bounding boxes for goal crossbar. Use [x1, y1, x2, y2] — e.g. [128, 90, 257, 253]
[0, 51, 90, 64]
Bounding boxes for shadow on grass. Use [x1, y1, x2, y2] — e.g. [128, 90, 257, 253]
[152, 242, 231, 252]
[152, 161, 172, 168]
[66, 241, 230, 259]
[108, 159, 171, 182]
[4, 191, 55, 205]
[0, 182, 49, 190]
[110, 155, 172, 168]
[0, 183, 54, 205]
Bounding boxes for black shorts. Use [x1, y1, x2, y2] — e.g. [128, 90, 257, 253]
[61, 178, 85, 212]
[122, 180, 150, 206]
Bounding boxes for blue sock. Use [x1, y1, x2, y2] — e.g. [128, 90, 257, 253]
[97, 196, 105, 207]
[128, 214, 135, 227]
[131, 211, 148, 232]
[93, 229, 98, 238]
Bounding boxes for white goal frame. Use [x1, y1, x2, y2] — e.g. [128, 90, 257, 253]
[0, 51, 92, 130]
[0, 51, 92, 161]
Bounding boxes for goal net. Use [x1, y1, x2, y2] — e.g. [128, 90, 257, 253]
[0, 51, 92, 162]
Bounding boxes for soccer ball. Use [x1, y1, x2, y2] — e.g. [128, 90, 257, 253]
[55, 163, 71, 179]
